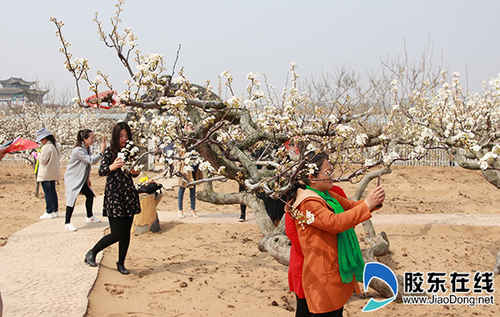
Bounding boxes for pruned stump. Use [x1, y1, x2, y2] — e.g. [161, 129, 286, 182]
[132, 192, 163, 235]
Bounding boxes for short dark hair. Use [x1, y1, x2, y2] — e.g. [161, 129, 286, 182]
[110, 122, 132, 154]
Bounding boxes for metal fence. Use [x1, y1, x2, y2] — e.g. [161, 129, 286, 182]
[3, 145, 476, 168]
[392, 148, 456, 167]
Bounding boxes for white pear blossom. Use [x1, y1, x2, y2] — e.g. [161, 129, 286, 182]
[305, 210, 315, 225]
[306, 163, 319, 175]
[336, 125, 354, 136]
[252, 90, 265, 99]
[306, 143, 317, 153]
[247, 72, 257, 81]
[221, 70, 232, 82]
[171, 76, 186, 84]
[356, 134, 368, 146]
[199, 161, 214, 172]
[217, 166, 226, 174]
[471, 145, 482, 153]
[364, 158, 377, 167]
[383, 151, 400, 165]
[226, 96, 241, 108]
[182, 165, 194, 174]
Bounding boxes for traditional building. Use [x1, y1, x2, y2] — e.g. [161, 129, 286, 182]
[0, 77, 48, 104]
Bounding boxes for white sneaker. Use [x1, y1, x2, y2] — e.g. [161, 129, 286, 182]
[65, 223, 77, 231]
[51, 212, 59, 218]
[86, 216, 101, 223]
[177, 210, 184, 218]
[40, 213, 52, 219]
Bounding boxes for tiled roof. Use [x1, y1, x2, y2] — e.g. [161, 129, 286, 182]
[0, 77, 35, 87]
[0, 88, 48, 96]
[0, 88, 24, 95]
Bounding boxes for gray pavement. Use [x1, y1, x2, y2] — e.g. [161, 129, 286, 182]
[0, 196, 107, 317]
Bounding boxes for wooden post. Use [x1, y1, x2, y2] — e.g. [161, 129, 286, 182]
[132, 193, 163, 235]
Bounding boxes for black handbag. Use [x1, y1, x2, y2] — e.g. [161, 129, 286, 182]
[137, 182, 163, 194]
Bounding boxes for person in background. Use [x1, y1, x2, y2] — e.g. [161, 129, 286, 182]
[84, 122, 141, 275]
[36, 128, 61, 219]
[285, 185, 347, 317]
[162, 142, 175, 177]
[285, 151, 384, 316]
[238, 183, 247, 222]
[63, 129, 106, 231]
[177, 123, 199, 218]
[177, 162, 199, 218]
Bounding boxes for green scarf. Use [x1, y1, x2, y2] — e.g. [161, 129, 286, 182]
[306, 186, 364, 283]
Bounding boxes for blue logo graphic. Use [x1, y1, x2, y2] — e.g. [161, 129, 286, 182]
[362, 262, 398, 312]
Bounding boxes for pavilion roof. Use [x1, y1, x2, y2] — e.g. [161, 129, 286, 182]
[0, 88, 49, 96]
[0, 88, 24, 95]
[0, 77, 36, 88]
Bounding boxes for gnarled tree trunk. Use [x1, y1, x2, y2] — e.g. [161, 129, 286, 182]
[197, 168, 406, 299]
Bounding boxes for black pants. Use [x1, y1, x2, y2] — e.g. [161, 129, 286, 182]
[256, 191, 285, 223]
[65, 183, 95, 224]
[239, 183, 246, 219]
[41, 180, 58, 213]
[296, 295, 343, 317]
[91, 217, 133, 264]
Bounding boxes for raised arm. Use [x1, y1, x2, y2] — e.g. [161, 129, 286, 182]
[73, 147, 101, 165]
[300, 198, 371, 235]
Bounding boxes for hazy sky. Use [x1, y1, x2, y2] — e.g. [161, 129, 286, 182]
[2, 0, 500, 101]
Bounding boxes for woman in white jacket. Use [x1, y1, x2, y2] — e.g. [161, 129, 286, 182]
[36, 128, 61, 219]
[63, 129, 106, 231]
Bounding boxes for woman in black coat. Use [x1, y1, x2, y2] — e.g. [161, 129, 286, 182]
[84, 122, 141, 274]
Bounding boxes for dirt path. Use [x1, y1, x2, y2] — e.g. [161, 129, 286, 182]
[1, 194, 499, 316]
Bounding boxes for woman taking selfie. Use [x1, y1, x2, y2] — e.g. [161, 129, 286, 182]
[285, 151, 385, 316]
[84, 122, 141, 274]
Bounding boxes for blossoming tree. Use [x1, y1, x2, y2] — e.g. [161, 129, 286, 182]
[50, 0, 499, 297]
[0, 103, 116, 161]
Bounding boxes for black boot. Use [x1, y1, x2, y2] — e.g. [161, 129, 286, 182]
[238, 211, 246, 222]
[84, 250, 97, 267]
[116, 262, 130, 275]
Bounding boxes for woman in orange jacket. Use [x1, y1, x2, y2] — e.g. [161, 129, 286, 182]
[285, 185, 348, 317]
[285, 152, 385, 316]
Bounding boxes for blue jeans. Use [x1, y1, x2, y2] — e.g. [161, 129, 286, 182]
[41, 180, 58, 213]
[178, 186, 196, 210]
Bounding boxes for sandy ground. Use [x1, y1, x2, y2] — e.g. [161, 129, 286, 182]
[1, 161, 500, 316]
